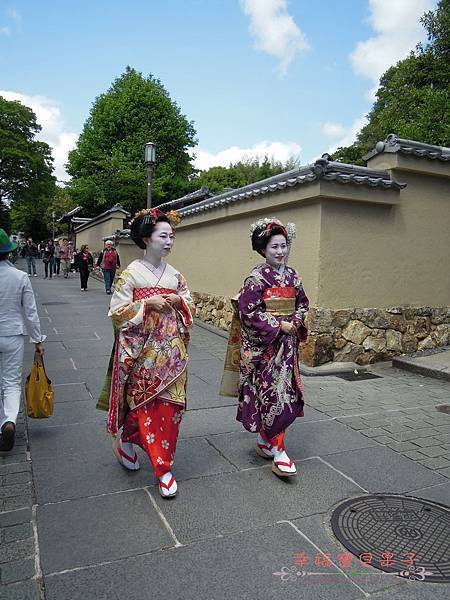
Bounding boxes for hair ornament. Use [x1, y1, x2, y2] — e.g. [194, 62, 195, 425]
[130, 207, 181, 229]
[249, 217, 296, 245]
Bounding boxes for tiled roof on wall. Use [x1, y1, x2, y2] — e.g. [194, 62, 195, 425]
[364, 133, 450, 162]
[178, 155, 406, 217]
[158, 187, 214, 211]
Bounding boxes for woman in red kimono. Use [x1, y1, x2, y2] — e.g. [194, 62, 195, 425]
[100, 208, 194, 498]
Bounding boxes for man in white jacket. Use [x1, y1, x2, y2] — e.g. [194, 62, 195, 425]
[0, 229, 45, 451]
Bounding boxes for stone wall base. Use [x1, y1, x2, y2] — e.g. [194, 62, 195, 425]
[192, 292, 450, 368]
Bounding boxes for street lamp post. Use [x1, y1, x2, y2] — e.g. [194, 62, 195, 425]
[145, 142, 156, 208]
[52, 211, 56, 240]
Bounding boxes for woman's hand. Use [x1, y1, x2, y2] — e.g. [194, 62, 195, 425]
[280, 320, 296, 335]
[35, 342, 45, 355]
[145, 295, 172, 312]
[162, 293, 181, 308]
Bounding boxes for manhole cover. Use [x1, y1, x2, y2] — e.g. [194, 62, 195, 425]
[335, 372, 382, 381]
[41, 302, 69, 305]
[436, 405, 450, 415]
[331, 495, 450, 583]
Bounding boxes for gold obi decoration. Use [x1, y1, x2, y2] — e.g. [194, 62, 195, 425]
[263, 287, 296, 316]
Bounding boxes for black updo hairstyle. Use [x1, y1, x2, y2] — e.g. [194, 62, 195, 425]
[251, 224, 288, 257]
[130, 209, 171, 250]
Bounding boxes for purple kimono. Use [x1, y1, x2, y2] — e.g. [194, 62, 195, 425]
[237, 263, 309, 438]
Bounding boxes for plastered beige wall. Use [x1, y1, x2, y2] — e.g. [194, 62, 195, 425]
[115, 160, 449, 311]
[75, 215, 124, 254]
[318, 170, 450, 308]
[168, 200, 322, 305]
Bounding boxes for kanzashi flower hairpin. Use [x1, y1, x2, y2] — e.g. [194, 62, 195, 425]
[130, 208, 181, 228]
[249, 217, 296, 245]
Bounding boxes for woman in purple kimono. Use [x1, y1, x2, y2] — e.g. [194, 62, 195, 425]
[237, 218, 308, 477]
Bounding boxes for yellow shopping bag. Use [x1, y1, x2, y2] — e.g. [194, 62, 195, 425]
[25, 353, 54, 418]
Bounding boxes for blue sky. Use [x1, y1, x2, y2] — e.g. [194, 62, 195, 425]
[0, 0, 436, 180]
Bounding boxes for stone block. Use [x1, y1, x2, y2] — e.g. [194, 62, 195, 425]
[386, 329, 402, 351]
[342, 320, 371, 344]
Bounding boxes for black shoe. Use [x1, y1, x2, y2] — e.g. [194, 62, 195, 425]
[0, 422, 16, 451]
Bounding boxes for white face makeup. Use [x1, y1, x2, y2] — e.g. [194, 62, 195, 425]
[263, 234, 288, 268]
[143, 221, 174, 260]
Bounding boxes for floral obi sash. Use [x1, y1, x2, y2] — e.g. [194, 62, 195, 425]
[263, 287, 296, 316]
[133, 287, 176, 301]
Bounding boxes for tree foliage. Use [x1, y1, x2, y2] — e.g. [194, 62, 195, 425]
[0, 96, 55, 234]
[190, 156, 300, 195]
[67, 67, 197, 216]
[333, 0, 450, 164]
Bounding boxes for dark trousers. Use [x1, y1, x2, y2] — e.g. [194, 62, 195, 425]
[44, 258, 54, 278]
[103, 269, 115, 292]
[79, 267, 90, 289]
[53, 258, 61, 275]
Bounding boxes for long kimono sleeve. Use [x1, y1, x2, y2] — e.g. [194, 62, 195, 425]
[176, 272, 194, 328]
[108, 269, 144, 330]
[291, 271, 309, 342]
[238, 276, 281, 346]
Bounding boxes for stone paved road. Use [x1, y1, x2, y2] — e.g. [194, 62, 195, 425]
[1, 260, 449, 599]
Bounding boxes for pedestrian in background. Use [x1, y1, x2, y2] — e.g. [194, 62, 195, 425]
[59, 238, 72, 278]
[53, 240, 61, 276]
[76, 244, 94, 291]
[42, 239, 55, 279]
[20, 238, 38, 277]
[0, 229, 45, 452]
[96, 239, 121, 294]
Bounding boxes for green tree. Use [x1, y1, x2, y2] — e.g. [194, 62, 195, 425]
[333, 0, 450, 164]
[0, 96, 55, 234]
[191, 156, 300, 194]
[43, 185, 77, 234]
[67, 67, 197, 216]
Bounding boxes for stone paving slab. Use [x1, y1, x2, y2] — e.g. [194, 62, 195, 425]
[393, 347, 450, 382]
[27, 399, 104, 429]
[28, 421, 111, 461]
[1, 578, 40, 600]
[208, 420, 378, 470]
[149, 459, 362, 544]
[43, 522, 365, 600]
[37, 489, 175, 574]
[32, 436, 236, 504]
[186, 374, 236, 410]
[324, 446, 447, 493]
[180, 405, 244, 439]
[50, 382, 91, 404]
[405, 482, 450, 506]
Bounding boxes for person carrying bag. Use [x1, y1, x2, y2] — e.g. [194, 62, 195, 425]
[25, 353, 54, 418]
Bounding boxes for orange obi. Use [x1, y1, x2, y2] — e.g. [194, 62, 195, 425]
[133, 287, 176, 301]
[263, 287, 296, 316]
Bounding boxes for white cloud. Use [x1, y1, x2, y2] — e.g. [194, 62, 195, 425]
[321, 122, 346, 139]
[350, 0, 434, 97]
[1, 7, 21, 35]
[241, 0, 308, 74]
[191, 140, 302, 171]
[0, 91, 77, 181]
[7, 8, 22, 32]
[318, 116, 369, 158]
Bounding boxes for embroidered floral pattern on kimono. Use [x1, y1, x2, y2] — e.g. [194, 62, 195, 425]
[105, 259, 194, 435]
[237, 263, 309, 438]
